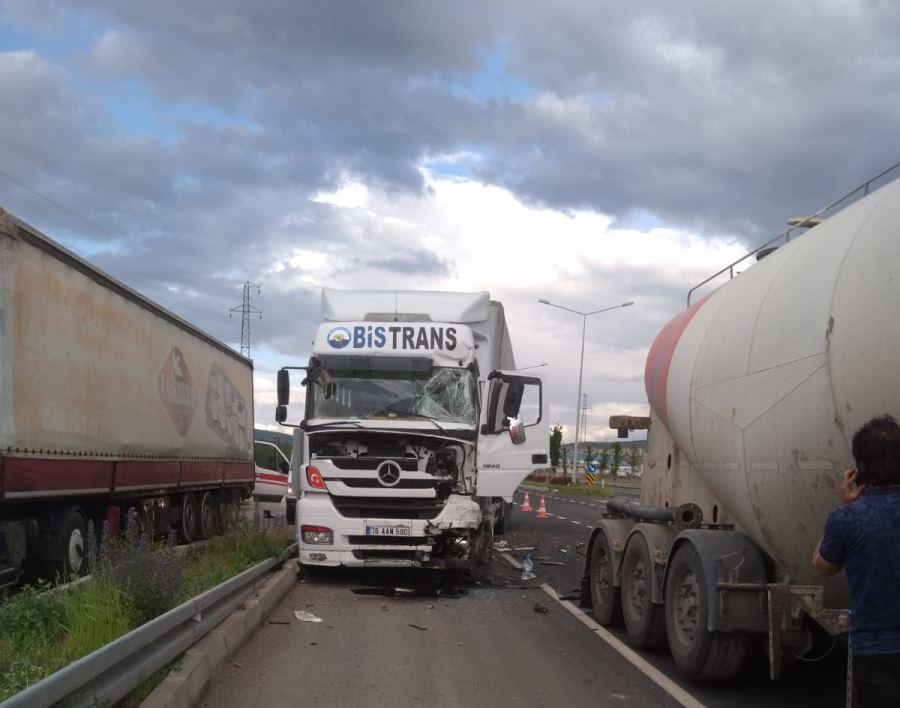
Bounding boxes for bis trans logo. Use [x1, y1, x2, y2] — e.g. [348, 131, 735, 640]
[326, 326, 352, 349]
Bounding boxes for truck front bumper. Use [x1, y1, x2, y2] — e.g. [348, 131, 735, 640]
[296, 492, 483, 568]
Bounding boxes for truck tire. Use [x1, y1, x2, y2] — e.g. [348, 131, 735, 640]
[215, 492, 229, 532]
[178, 492, 199, 543]
[589, 532, 623, 626]
[198, 491, 217, 540]
[42, 506, 87, 580]
[665, 543, 751, 680]
[621, 536, 667, 648]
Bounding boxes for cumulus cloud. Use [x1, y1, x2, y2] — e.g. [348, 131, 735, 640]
[1, 0, 897, 439]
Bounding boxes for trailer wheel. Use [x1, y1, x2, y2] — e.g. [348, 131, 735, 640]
[198, 491, 217, 540]
[178, 492, 199, 543]
[665, 543, 751, 680]
[589, 532, 623, 626]
[621, 536, 667, 648]
[58, 507, 87, 579]
[216, 492, 229, 532]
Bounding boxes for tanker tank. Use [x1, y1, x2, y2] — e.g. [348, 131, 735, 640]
[644, 176, 900, 605]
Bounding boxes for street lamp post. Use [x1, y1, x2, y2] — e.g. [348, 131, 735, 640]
[538, 298, 634, 482]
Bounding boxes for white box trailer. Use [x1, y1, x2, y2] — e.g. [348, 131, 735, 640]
[0, 209, 254, 586]
[276, 288, 548, 572]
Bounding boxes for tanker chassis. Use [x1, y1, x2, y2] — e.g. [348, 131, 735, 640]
[275, 289, 549, 572]
[581, 170, 900, 680]
[0, 209, 255, 588]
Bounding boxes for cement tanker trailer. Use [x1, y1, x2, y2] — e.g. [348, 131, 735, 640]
[582, 166, 900, 681]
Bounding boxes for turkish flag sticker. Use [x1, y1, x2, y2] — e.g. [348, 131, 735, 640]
[158, 347, 198, 437]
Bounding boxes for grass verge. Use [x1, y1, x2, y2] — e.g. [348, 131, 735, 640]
[524, 481, 614, 498]
[0, 519, 291, 702]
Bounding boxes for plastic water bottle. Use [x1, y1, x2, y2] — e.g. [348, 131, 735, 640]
[521, 554, 536, 580]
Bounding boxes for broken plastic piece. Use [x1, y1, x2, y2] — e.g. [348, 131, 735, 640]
[294, 610, 323, 623]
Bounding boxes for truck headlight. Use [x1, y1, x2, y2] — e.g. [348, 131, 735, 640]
[301, 525, 333, 544]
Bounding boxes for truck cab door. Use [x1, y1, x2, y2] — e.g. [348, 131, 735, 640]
[476, 371, 549, 497]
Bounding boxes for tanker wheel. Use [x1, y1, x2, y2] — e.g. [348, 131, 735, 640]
[198, 491, 217, 540]
[178, 492, 199, 543]
[620, 537, 667, 648]
[665, 543, 751, 680]
[589, 532, 623, 626]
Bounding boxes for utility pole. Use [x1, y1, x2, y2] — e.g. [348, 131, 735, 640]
[579, 394, 592, 445]
[230, 281, 262, 358]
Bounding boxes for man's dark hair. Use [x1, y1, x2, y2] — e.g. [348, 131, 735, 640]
[851, 414, 900, 487]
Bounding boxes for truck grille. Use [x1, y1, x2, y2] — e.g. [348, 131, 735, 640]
[332, 497, 444, 520]
[348, 535, 428, 546]
[326, 457, 419, 471]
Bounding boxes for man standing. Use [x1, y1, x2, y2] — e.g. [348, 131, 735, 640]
[813, 415, 900, 707]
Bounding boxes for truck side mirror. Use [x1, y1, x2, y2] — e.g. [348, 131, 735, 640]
[275, 405, 287, 424]
[277, 369, 290, 406]
[509, 416, 526, 445]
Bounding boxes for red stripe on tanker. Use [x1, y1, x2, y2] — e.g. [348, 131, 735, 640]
[644, 293, 714, 428]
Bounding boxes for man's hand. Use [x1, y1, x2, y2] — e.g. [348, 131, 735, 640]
[812, 541, 843, 576]
[840, 467, 865, 505]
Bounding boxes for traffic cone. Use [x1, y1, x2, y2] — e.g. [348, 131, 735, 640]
[521, 492, 533, 512]
[537, 495, 549, 519]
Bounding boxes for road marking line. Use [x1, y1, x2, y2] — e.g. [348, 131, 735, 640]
[557, 516, 567, 520]
[499, 552, 523, 570]
[539, 584, 706, 708]
[570, 520, 582, 525]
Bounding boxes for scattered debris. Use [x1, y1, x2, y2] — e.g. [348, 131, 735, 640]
[351, 586, 466, 599]
[493, 540, 510, 550]
[231, 661, 243, 669]
[408, 623, 428, 631]
[540, 561, 564, 566]
[513, 546, 536, 552]
[521, 554, 536, 581]
[556, 591, 581, 601]
[267, 620, 290, 625]
[382, 605, 390, 612]
[294, 610, 323, 623]
[533, 603, 549, 614]
[428, 605, 435, 609]
[310, 642, 318, 646]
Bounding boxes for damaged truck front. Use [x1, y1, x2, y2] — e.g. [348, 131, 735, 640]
[275, 289, 549, 572]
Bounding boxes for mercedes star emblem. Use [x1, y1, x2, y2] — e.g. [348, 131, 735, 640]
[376, 460, 402, 487]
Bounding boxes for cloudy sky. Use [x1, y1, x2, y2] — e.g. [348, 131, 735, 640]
[2, 1, 899, 441]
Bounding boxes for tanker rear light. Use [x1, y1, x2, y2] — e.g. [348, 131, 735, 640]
[306, 465, 327, 490]
[301, 525, 333, 544]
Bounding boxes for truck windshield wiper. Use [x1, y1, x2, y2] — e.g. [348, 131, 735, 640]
[305, 421, 365, 430]
[365, 412, 449, 434]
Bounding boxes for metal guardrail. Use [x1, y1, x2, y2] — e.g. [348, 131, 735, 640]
[1, 542, 297, 708]
[686, 160, 900, 306]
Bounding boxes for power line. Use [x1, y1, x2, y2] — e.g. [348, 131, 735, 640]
[230, 281, 262, 358]
[0, 167, 235, 294]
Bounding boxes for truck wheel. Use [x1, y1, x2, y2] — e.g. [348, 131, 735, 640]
[198, 491, 217, 540]
[621, 536, 667, 648]
[589, 532, 623, 626]
[665, 543, 751, 680]
[58, 507, 87, 578]
[178, 493, 199, 543]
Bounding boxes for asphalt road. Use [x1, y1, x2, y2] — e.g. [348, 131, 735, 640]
[507, 488, 848, 708]
[202, 486, 847, 708]
[204, 561, 681, 707]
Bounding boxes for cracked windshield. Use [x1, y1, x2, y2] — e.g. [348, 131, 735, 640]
[309, 367, 476, 424]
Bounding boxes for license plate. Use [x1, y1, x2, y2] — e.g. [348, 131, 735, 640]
[365, 525, 411, 537]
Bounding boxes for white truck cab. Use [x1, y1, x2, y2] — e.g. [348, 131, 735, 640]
[276, 289, 548, 571]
